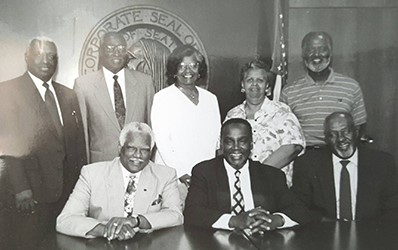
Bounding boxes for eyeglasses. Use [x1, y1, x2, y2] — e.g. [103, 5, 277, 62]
[178, 62, 199, 71]
[104, 45, 127, 54]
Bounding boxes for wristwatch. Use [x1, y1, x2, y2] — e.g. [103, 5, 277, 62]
[132, 215, 141, 228]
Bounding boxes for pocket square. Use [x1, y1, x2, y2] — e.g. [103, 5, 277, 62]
[151, 194, 162, 206]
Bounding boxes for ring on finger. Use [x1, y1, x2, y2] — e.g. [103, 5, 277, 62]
[113, 223, 118, 226]
[125, 231, 131, 237]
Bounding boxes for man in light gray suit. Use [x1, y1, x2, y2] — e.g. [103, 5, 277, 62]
[74, 32, 154, 163]
[56, 122, 182, 240]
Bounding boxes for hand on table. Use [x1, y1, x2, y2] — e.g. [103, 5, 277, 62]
[15, 189, 37, 213]
[248, 208, 284, 234]
[104, 217, 138, 241]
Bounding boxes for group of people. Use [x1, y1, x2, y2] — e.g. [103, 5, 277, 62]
[0, 30, 397, 249]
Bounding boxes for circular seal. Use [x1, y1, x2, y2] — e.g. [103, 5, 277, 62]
[79, 5, 208, 90]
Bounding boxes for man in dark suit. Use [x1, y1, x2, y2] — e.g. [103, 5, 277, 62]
[0, 37, 86, 249]
[74, 32, 154, 163]
[292, 112, 398, 221]
[184, 118, 310, 234]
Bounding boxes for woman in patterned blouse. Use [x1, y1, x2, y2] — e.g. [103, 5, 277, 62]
[224, 59, 305, 187]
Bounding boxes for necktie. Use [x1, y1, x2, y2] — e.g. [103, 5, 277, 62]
[339, 160, 352, 221]
[231, 170, 245, 215]
[113, 75, 126, 129]
[124, 174, 137, 217]
[42, 82, 63, 138]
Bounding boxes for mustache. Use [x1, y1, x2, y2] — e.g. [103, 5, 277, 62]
[129, 158, 145, 162]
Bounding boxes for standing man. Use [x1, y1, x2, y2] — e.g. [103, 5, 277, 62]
[184, 118, 310, 233]
[74, 32, 154, 163]
[280, 31, 367, 148]
[292, 112, 398, 221]
[0, 37, 86, 249]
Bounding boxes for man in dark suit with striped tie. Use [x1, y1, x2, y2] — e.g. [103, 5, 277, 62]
[292, 112, 398, 221]
[184, 118, 310, 234]
[0, 37, 86, 249]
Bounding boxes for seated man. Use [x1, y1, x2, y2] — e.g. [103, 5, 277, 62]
[57, 122, 182, 240]
[292, 112, 398, 221]
[184, 118, 311, 234]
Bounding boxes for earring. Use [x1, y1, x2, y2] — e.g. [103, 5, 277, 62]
[198, 73, 201, 78]
[241, 88, 245, 93]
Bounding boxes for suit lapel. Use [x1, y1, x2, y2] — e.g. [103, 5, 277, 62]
[124, 69, 138, 124]
[319, 150, 337, 218]
[249, 161, 266, 207]
[106, 158, 125, 217]
[356, 147, 369, 219]
[216, 158, 231, 212]
[93, 69, 120, 131]
[22, 73, 63, 142]
[133, 162, 155, 215]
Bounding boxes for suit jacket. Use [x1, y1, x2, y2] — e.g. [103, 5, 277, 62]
[184, 156, 311, 228]
[292, 146, 398, 221]
[74, 68, 154, 163]
[0, 72, 86, 203]
[56, 158, 183, 238]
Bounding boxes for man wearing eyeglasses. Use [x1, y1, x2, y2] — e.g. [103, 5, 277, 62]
[74, 32, 155, 163]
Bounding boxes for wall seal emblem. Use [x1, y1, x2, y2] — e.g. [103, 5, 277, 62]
[79, 5, 208, 91]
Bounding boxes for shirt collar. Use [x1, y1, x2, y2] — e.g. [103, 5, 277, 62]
[223, 158, 249, 174]
[305, 67, 336, 85]
[103, 67, 125, 83]
[28, 71, 53, 89]
[241, 97, 272, 118]
[119, 160, 142, 180]
[332, 148, 358, 166]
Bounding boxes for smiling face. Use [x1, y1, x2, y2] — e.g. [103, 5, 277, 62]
[175, 55, 200, 86]
[100, 32, 128, 74]
[221, 122, 253, 170]
[25, 39, 58, 82]
[302, 34, 332, 73]
[119, 131, 152, 173]
[241, 68, 269, 105]
[324, 114, 357, 158]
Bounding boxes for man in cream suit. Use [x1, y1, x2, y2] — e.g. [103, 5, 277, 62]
[56, 122, 182, 240]
[74, 32, 154, 163]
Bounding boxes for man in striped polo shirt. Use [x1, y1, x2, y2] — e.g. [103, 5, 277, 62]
[280, 31, 367, 147]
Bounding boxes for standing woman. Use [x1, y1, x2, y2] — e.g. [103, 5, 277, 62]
[151, 45, 221, 202]
[225, 59, 305, 187]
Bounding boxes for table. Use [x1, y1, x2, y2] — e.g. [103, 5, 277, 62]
[38, 220, 398, 250]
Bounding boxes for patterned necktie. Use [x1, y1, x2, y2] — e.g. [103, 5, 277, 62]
[42, 82, 63, 138]
[231, 170, 245, 215]
[113, 75, 126, 129]
[124, 174, 137, 217]
[339, 160, 352, 221]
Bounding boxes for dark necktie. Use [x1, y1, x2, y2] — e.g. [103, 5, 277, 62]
[340, 160, 352, 221]
[124, 174, 137, 217]
[113, 75, 126, 129]
[42, 82, 63, 138]
[231, 170, 245, 215]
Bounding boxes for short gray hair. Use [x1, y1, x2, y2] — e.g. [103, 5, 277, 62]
[26, 36, 57, 54]
[119, 122, 155, 149]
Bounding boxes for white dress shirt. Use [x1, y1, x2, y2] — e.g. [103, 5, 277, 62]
[28, 71, 64, 125]
[212, 160, 297, 230]
[103, 67, 127, 110]
[333, 150, 358, 220]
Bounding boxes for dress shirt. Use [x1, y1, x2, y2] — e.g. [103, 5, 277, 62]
[333, 150, 358, 220]
[120, 163, 142, 217]
[28, 71, 64, 125]
[103, 67, 126, 110]
[212, 160, 297, 229]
